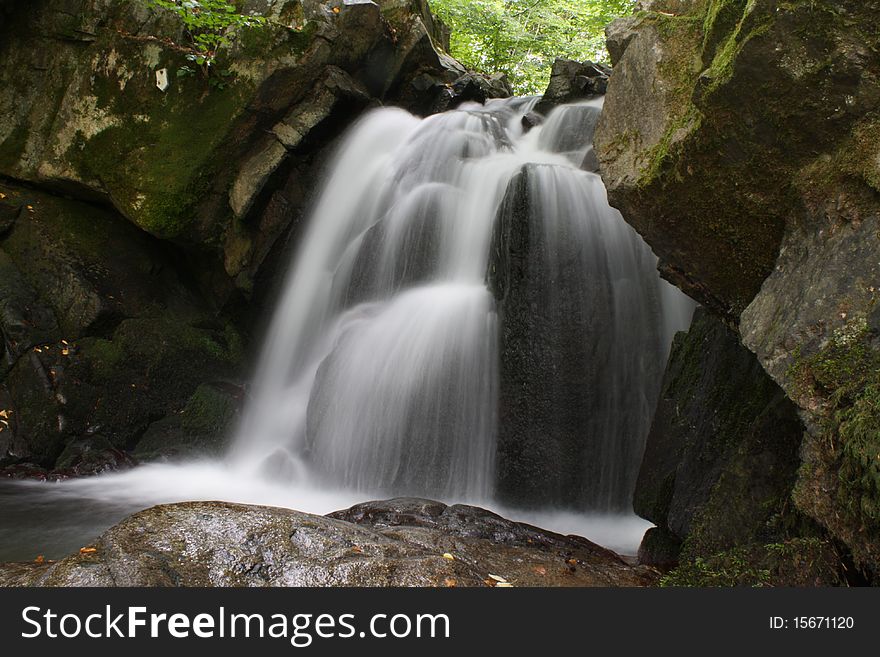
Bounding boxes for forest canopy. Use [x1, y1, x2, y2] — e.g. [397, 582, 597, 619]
[429, 0, 637, 95]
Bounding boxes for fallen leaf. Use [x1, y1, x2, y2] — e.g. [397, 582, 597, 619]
[79, 547, 97, 555]
[494, 582, 513, 588]
[34, 555, 45, 564]
[533, 566, 547, 576]
[444, 577, 457, 588]
[61, 348, 70, 356]
[0, 410, 8, 419]
[442, 553, 455, 561]
[484, 579, 496, 587]
[488, 573, 506, 582]
[331, 6, 340, 13]
[566, 558, 577, 565]
[351, 546, 363, 554]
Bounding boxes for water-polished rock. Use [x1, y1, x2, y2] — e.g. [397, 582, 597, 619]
[0, 499, 657, 587]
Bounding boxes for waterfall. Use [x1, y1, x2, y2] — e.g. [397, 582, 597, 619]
[0, 97, 695, 562]
[231, 96, 695, 509]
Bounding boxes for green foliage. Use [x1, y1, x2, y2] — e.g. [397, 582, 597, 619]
[430, 0, 637, 95]
[146, 0, 266, 70]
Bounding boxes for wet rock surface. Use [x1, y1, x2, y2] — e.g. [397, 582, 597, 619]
[534, 58, 610, 115]
[0, 498, 657, 587]
[488, 163, 671, 511]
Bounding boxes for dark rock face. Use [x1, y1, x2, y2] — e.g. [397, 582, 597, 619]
[488, 166, 604, 509]
[635, 309, 844, 584]
[596, 0, 880, 576]
[535, 59, 611, 115]
[0, 199, 18, 236]
[427, 72, 513, 114]
[636, 310, 802, 541]
[0, 499, 656, 587]
[596, 0, 880, 318]
[0, 183, 243, 470]
[488, 165, 669, 511]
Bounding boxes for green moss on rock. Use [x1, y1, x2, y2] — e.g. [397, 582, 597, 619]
[181, 384, 237, 436]
[787, 317, 880, 570]
[73, 53, 255, 241]
[72, 316, 240, 449]
[661, 538, 843, 587]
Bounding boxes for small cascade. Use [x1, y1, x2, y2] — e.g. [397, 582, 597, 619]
[232, 96, 695, 508]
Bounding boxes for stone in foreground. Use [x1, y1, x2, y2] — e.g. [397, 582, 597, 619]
[0, 498, 656, 587]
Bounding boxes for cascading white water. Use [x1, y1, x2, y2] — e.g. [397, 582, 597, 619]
[231, 96, 694, 506]
[0, 97, 695, 562]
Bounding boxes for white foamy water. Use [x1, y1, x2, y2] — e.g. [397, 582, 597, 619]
[0, 463, 650, 561]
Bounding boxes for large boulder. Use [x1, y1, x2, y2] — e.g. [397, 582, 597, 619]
[635, 310, 802, 542]
[534, 58, 611, 115]
[596, 0, 880, 576]
[487, 165, 670, 511]
[0, 499, 656, 587]
[633, 310, 844, 585]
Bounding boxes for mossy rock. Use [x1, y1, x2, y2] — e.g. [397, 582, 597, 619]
[596, 0, 880, 318]
[787, 317, 880, 574]
[71, 317, 241, 448]
[633, 310, 848, 580]
[0, 0, 463, 297]
[0, 182, 199, 339]
[661, 538, 845, 587]
[601, 0, 880, 581]
[635, 310, 803, 539]
[135, 383, 241, 461]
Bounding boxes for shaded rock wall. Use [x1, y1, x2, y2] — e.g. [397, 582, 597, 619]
[634, 310, 845, 585]
[597, 0, 880, 577]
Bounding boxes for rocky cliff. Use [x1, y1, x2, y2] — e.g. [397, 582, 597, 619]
[596, 0, 880, 578]
[0, 0, 499, 472]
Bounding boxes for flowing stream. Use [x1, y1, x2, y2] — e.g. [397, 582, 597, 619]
[0, 97, 693, 561]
